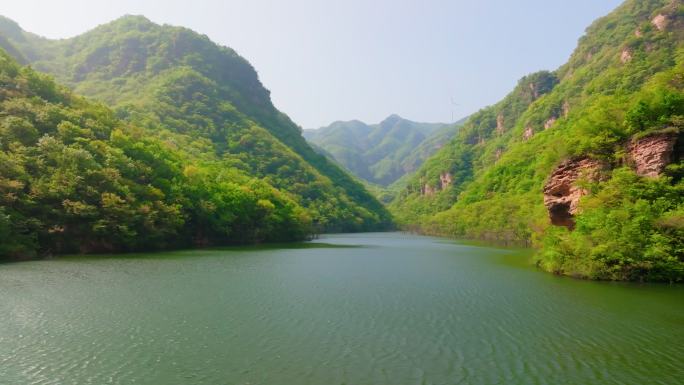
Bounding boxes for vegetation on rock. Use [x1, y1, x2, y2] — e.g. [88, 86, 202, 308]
[390, 0, 684, 281]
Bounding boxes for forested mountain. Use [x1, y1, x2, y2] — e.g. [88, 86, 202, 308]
[1, 1, 682, 282]
[0, 50, 314, 257]
[0, 16, 393, 258]
[304, 115, 459, 186]
[391, 0, 684, 281]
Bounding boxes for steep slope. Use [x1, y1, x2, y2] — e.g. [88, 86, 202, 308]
[391, 0, 684, 281]
[304, 115, 458, 186]
[0, 15, 392, 232]
[0, 49, 312, 259]
[0, 16, 54, 64]
[391, 71, 559, 220]
[395, 119, 467, 181]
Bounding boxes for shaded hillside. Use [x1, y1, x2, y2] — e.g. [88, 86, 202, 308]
[391, 0, 684, 281]
[0, 15, 392, 232]
[304, 115, 460, 186]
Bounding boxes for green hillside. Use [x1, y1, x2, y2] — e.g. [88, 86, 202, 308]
[0, 49, 316, 258]
[1, 1, 681, 281]
[0, 15, 392, 238]
[390, 0, 684, 281]
[304, 114, 459, 186]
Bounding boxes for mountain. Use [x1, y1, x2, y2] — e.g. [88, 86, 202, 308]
[390, 0, 684, 281]
[304, 115, 460, 186]
[0, 16, 395, 259]
[0, 49, 316, 257]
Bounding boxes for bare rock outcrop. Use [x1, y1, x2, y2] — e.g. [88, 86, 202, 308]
[628, 133, 678, 177]
[439, 173, 453, 190]
[621, 49, 632, 63]
[562, 101, 571, 118]
[544, 117, 557, 130]
[529, 83, 539, 99]
[543, 158, 604, 229]
[496, 114, 505, 135]
[421, 183, 436, 197]
[523, 126, 534, 141]
[419, 173, 454, 196]
[543, 133, 679, 228]
[652, 14, 668, 31]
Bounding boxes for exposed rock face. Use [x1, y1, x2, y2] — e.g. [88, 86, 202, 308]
[543, 158, 604, 229]
[421, 183, 436, 196]
[628, 133, 678, 177]
[621, 49, 632, 63]
[523, 126, 534, 141]
[496, 114, 505, 135]
[419, 173, 454, 196]
[563, 101, 571, 118]
[544, 116, 557, 130]
[652, 14, 668, 31]
[543, 133, 679, 228]
[439, 172, 453, 189]
[529, 83, 539, 99]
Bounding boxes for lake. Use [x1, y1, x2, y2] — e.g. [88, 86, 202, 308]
[0, 233, 682, 384]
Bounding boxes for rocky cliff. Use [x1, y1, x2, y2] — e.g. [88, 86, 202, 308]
[628, 132, 679, 177]
[543, 158, 605, 229]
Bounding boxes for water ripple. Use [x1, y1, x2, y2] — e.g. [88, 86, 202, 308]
[0, 233, 682, 385]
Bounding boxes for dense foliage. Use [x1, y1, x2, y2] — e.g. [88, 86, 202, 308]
[304, 115, 459, 186]
[0, 50, 314, 258]
[390, 0, 684, 281]
[390, 71, 559, 224]
[541, 168, 683, 281]
[0, 15, 392, 239]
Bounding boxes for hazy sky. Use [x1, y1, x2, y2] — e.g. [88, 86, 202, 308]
[2, 0, 623, 128]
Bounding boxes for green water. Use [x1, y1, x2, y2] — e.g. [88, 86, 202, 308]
[0, 233, 682, 385]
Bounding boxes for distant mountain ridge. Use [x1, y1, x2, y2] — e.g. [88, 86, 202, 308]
[304, 115, 462, 186]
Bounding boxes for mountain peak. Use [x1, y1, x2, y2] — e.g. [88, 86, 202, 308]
[99, 14, 156, 32]
[0, 15, 25, 41]
[112, 14, 153, 24]
[380, 114, 404, 126]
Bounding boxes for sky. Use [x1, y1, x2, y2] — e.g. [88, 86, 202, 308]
[1, 0, 623, 128]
